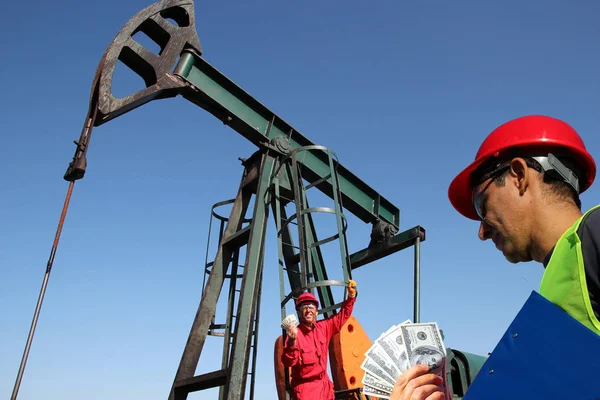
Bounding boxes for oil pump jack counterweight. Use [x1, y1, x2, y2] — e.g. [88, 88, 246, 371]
[12, 1, 488, 399]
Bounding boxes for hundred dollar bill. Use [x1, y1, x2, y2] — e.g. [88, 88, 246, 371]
[364, 342, 401, 382]
[400, 322, 446, 374]
[400, 322, 451, 397]
[377, 320, 411, 373]
[362, 372, 394, 393]
[363, 384, 390, 399]
[359, 356, 396, 387]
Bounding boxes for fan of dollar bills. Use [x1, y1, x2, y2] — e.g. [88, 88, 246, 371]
[360, 320, 451, 399]
[281, 314, 298, 330]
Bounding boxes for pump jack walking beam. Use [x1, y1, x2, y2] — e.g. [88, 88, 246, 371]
[63, 0, 401, 232]
[12, 0, 438, 399]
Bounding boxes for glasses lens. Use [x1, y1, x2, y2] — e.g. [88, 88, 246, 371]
[472, 165, 508, 220]
[472, 189, 485, 220]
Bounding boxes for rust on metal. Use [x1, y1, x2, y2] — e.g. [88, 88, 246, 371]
[94, 0, 201, 126]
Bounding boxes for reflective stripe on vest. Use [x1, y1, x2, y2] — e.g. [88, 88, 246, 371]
[539, 204, 600, 336]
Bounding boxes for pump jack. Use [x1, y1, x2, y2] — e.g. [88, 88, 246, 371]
[11, 1, 489, 399]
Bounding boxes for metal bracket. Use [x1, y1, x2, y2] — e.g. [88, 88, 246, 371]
[368, 220, 399, 247]
[532, 153, 580, 194]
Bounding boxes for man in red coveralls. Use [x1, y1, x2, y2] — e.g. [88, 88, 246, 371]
[281, 280, 358, 400]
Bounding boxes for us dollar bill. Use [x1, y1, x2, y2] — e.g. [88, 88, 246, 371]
[363, 384, 390, 399]
[400, 322, 446, 374]
[359, 356, 396, 386]
[364, 342, 401, 382]
[362, 372, 394, 393]
[400, 322, 451, 397]
[377, 320, 411, 373]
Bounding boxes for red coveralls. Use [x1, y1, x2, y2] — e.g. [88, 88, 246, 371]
[281, 296, 356, 400]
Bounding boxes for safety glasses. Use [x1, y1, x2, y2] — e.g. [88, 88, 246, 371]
[472, 165, 509, 221]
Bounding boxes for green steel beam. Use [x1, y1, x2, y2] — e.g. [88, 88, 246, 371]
[225, 151, 276, 400]
[172, 50, 400, 230]
[350, 226, 426, 269]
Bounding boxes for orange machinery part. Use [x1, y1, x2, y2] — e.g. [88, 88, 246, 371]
[274, 316, 378, 399]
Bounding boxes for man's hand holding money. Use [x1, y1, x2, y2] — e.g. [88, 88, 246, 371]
[360, 321, 450, 399]
[389, 365, 445, 400]
[286, 325, 298, 342]
[281, 314, 298, 345]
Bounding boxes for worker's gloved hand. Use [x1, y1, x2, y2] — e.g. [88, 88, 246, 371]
[347, 279, 357, 297]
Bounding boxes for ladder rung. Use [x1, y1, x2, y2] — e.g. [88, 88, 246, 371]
[278, 194, 295, 203]
[222, 225, 251, 249]
[173, 369, 228, 398]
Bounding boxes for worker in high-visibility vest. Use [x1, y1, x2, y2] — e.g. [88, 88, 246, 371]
[390, 115, 600, 400]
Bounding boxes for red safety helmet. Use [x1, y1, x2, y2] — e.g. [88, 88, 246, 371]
[296, 292, 319, 309]
[449, 115, 596, 221]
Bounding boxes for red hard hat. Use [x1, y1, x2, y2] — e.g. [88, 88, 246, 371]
[296, 292, 319, 309]
[449, 115, 596, 221]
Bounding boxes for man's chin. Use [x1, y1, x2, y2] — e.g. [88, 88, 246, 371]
[502, 249, 531, 264]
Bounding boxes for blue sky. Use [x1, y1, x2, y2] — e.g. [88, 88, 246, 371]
[2, 0, 600, 398]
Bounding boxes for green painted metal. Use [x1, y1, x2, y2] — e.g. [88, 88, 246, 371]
[460, 351, 487, 383]
[225, 151, 277, 400]
[349, 226, 425, 269]
[173, 51, 400, 230]
[272, 160, 337, 315]
[273, 144, 352, 320]
[200, 199, 254, 400]
[304, 214, 335, 318]
[445, 349, 488, 399]
[169, 157, 257, 400]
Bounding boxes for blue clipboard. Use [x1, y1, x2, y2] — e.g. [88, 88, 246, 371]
[463, 291, 600, 400]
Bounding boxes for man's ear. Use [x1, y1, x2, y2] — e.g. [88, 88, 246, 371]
[508, 157, 530, 195]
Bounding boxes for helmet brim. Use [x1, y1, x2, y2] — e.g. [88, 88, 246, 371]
[296, 300, 318, 309]
[448, 157, 488, 221]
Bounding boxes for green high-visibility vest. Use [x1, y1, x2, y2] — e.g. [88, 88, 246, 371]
[539, 205, 600, 336]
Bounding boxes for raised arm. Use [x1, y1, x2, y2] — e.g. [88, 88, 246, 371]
[324, 280, 357, 339]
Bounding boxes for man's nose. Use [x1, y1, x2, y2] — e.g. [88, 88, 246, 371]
[478, 220, 492, 241]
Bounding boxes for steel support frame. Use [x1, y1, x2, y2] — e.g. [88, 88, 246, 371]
[171, 50, 399, 230]
[223, 151, 276, 400]
[169, 153, 258, 400]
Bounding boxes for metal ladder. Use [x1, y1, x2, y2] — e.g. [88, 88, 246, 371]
[271, 142, 359, 399]
[168, 149, 274, 400]
[202, 198, 261, 400]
